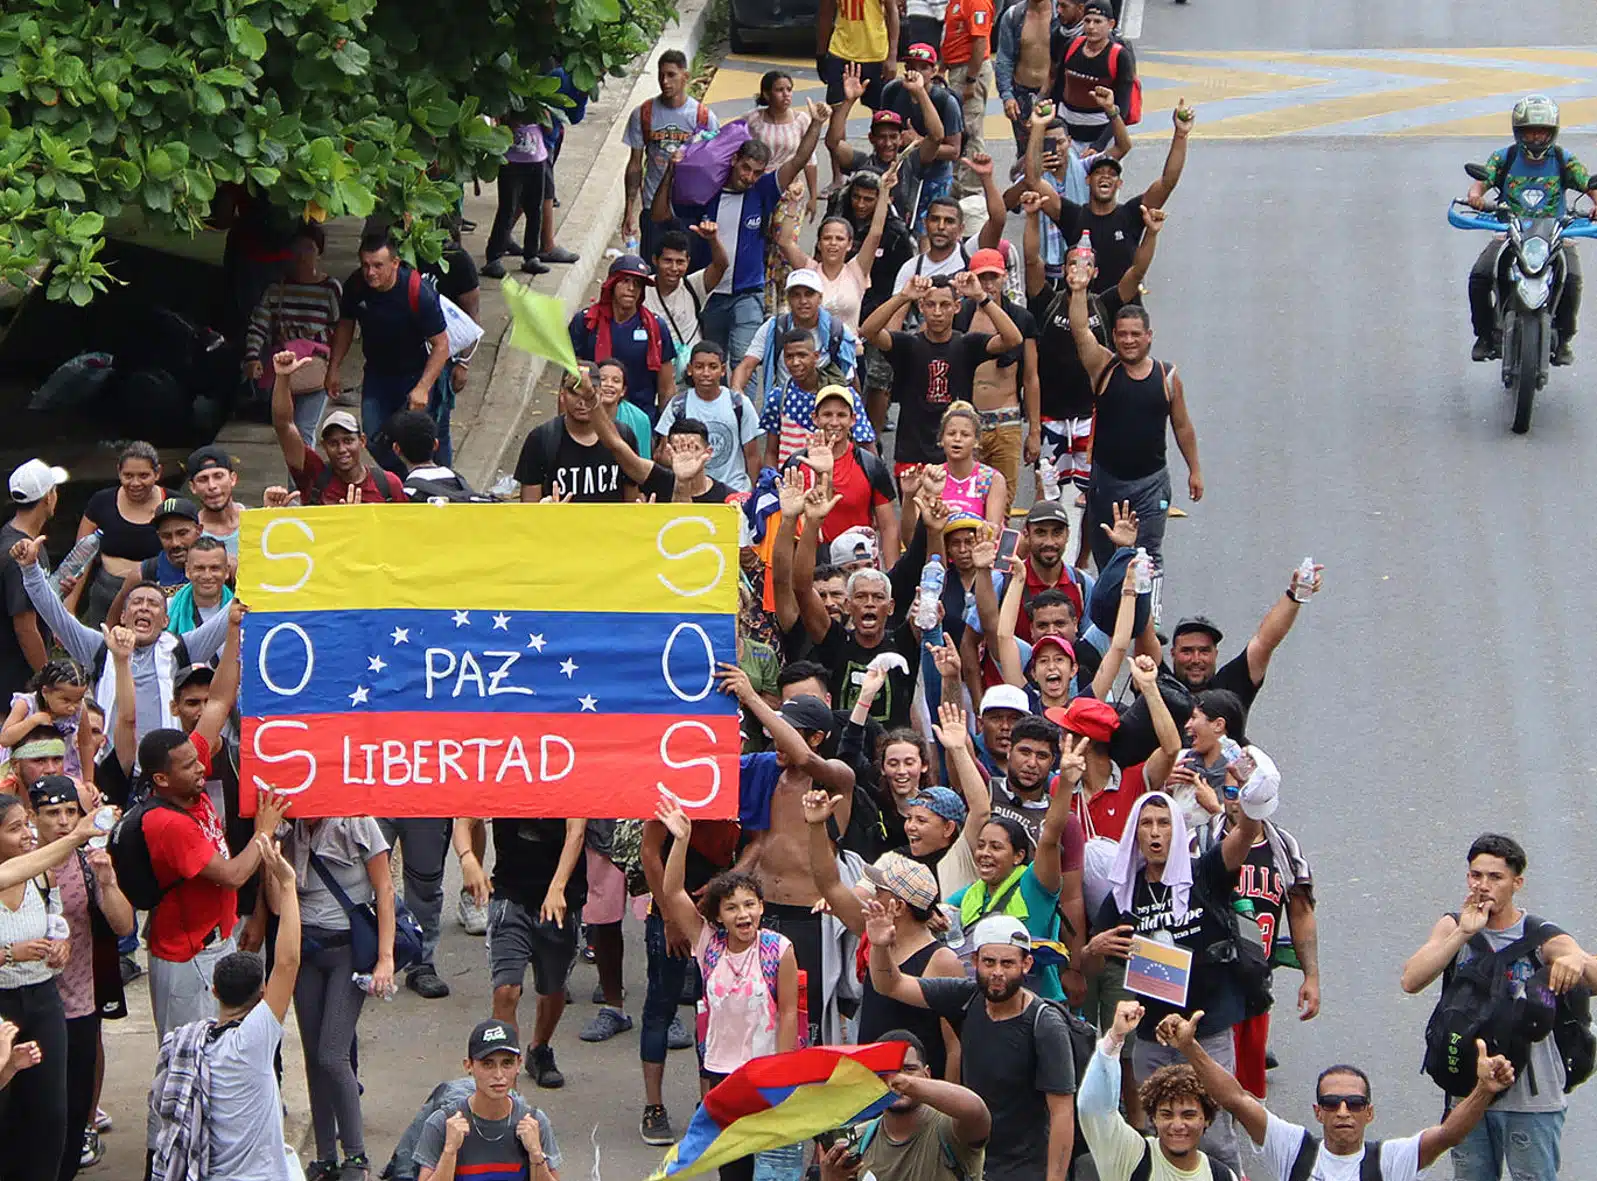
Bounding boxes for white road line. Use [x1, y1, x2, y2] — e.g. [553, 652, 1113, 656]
[1121, 0, 1145, 41]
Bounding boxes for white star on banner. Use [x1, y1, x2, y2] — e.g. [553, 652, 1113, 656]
[492, 612, 511, 630]
[368, 655, 387, 673]
[527, 633, 546, 652]
[559, 658, 578, 678]
[578, 694, 598, 712]
[349, 686, 370, 706]
[453, 610, 471, 627]
[391, 627, 410, 645]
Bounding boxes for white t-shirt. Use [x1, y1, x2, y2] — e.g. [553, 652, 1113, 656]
[1262, 1112, 1423, 1181]
[655, 386, 763, 492]
[645, 271, 711, 367]
[206, 1004, 292, 1180]
[891, 235, 1025, 303]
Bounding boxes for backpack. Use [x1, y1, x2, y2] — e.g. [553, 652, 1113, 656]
[1188, 855, 1274, 1020]
[1497, 143, 1570, 193]
[1284, 1129, 1384, 1181]
[402, 471, 490, 503]
[1130, 1140, 1237, 1181]
[1064, 36, 1142, 125]
[109, 795, 191, 910]
[696, 928, 809, 1051]
[1549, 976, 1597, 1093]
[640, 96, 711, 143]
[313, 463, 400, 504]
[667, 390, 746, 440]
[760, 312, 850, 395]
[857, 1112, 971, 1181]
[1422, 914, 1557, 1097]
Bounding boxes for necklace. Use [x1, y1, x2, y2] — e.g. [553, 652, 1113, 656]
[467, 1099, 512, 1141]
[1146, 879, 1172, 907]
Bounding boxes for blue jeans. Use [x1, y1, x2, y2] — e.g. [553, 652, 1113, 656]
[640, 910, 693, 1065]
[292, 390, 329, 449]
[429, 363, 457, 467]
[1452, 1108, 1564, 1181]
[362, 371, 420, 473]
[700, 292, 764, 367]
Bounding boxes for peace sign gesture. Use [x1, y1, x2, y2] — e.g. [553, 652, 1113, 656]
[1057, 733, 1090, 783]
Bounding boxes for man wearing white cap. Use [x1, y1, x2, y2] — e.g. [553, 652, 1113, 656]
[867, 907, 1077, 1181]
[0, 460, 68, 697]
[733, 268, 860, 404]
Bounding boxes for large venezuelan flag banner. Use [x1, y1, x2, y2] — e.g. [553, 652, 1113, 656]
[236, 503, 741, 818]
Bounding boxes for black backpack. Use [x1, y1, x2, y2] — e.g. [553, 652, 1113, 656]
[109, 795, 190, 910]
[403, 471, 490, 503]
[1546, 973, 1596, 1093]
[312, 463, 399, 504]
[1423, 914, 1557, 1097]
[1130, 1140, 1237, 1181]
[1284, 1129, 1383, 1181]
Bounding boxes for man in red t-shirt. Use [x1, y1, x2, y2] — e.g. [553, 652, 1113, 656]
[269, 351, 406, 505]
[140, 726, 289, 1039]
[781, 385, 900, 560]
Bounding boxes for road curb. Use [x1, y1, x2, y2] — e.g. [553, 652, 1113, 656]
[456, 0, 718, 488]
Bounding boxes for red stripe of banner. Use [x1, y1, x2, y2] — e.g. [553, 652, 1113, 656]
[240, 712, 741, 818]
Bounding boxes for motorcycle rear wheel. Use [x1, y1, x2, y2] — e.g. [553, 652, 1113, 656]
[1511, 313, 1543, 434]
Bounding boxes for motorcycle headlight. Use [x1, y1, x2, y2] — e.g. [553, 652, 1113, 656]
[1521, 236, 1551, 273]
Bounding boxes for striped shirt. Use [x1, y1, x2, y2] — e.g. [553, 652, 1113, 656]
[0, 878, 58, 989]
[244, 277, 343, 363]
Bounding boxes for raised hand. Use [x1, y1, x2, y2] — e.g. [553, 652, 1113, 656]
[930, 699, 969, 749]
[920, 463, 947, 496]
[1092, 85, 1117, 112]
[842, 62, 867, 104]
[801, 789, 841, 826]
[254, 788, 293, 834]
[670, 440, 708, 483]
[1172, 97, 1196, 133]
[714, 661, 757, 704]
[655, 790, 692, 840]
[951, 270, 984, 300]
[272, 349, 313, 377]
[966, 152, 994, 178]
[1111, 999, 1145, 1038]
[1100, 499, 1138, 549]
[1155, 1009, 1204, 1051]
[803, 482, 843, 524]
[863, 898, 896, 948]
[1290, 562, 1325, 601]
[689, 220, 720, 242]
[1142, 205, 1168, 234]
[902, 68, 926, 95]
[856, 662, 889, 704]
[970, 531, 997, 570]
[806, 98, 833, 125]
[778, 466, 808, 518]
[1019, 190, 1046, 215]
[798, 432, 835, 476]
[1129, 653, 1160, 691]
[8, 536, 41, 568]
[899, 463, 923, 500]
[926, 632, 962, 681]
[1476, 1040, 1516, 1093]
[1058, 733, 1090, 783]
[905, 274, 934, 302]
[102, 623, 137, 660]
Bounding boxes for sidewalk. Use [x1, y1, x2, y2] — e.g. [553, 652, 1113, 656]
[215, 0, 719, 505]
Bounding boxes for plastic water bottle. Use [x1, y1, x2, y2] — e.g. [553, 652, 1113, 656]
[89, 806, 116, 850]
[623, 234, 641, 255]
[1294, 555, 1316, 603]
[915, 556, 945, 632]
[1040, 463, 1061, 502]
[1067, 230, 1094, 273]
[50, 530, 101, 593]
[1133, 547, 1153, 595]
[351, 973, 398, 1000]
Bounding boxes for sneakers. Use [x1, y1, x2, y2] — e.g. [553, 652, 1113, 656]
[640, 1104, 676, 1146]
[1554, 337, 1575, 366]
[667, 1014, 693, 1051]
[1264, 1049, 1280, 1070]
[340, 1153, 372, 1180]
[119, 954, 143, 984]
[1472, 335, 1498, 362]
[93, 1108, 112, 1133]
[80, 1129, 105, 1169]
[305, 1162, 339, 1181]
[457, 889, 488, 936]
[539, 246, 581, 265]
[529, 1043, 565, 1088]
[406, 969, 451, 999]
[579, 1007, 634, 1042]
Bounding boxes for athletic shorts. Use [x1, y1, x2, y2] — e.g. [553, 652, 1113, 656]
[819, 54, 884, 108]
[582, 848, 626, 926]
[1040, 416, 1093, 489]
[487, 897, 579, 996]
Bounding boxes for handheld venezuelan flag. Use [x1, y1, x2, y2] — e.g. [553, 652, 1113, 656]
[1125, 935, 1194, 1007]
[652, 1043, 909, 1180]
[236, 503, 741, 818]
[502, 276, 580, 374]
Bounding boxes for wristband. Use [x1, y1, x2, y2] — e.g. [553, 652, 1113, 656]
[1288, 587, 1310, 605]
[978, 296, 993, 308]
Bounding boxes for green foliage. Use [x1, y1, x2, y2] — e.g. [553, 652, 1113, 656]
[1, 0, 674, 301]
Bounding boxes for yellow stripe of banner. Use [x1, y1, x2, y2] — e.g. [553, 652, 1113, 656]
[236, 503, 741, 615]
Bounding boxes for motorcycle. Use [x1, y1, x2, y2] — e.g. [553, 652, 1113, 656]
[1449, 162, 1597, 433]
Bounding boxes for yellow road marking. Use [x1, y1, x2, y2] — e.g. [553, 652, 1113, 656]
[1403, 47, 1597, 69]
[1396, 97, 1597, 137]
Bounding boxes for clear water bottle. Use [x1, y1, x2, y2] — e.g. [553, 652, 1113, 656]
[89, 806, 116, 850]
[50, 529, 101, 593]
[352, 973, 398, 999]
[623, 235, 641, 255]
[1294, 555, 1316, 603]
[1040, 462, 1061, 502]
[915, 556, 944, 632]
[1133, 547, 1153, 594]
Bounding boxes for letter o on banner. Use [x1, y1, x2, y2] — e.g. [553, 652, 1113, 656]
[258, 622, 315, 697]
[661, 622, 715, 703]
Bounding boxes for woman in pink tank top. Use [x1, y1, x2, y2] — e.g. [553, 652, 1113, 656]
[928, 402, 1008, 530]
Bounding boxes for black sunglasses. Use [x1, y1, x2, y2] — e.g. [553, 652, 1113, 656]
[1316, 1093, 1370, 1112]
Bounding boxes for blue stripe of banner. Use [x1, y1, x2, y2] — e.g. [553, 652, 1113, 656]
[242, 609, 739, 718]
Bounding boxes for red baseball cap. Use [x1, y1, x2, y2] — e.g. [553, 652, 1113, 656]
[1045, 697, 1121, 743]
[968, 247, 1007, 276]
[1028, 634, 1076, 667]
[870, 109, 905, 129]
[904, 42, 939, 66]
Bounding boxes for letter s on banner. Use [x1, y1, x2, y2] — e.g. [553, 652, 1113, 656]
[258, 518, 316, 594]
[655, 515, 724, 599]
[251, 720, 317, 795]
[658, 720, 720, 807]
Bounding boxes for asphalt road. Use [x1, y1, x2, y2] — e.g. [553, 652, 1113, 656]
[94, 6, 1597, 1181]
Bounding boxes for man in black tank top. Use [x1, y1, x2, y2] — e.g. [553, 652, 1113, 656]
[1064, 262, 1202, 599]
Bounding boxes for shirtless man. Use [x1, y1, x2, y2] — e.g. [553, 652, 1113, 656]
[954, 246, 1040, 514]
[995, 0, 1063, 160]
[718, 663, 855, 1045]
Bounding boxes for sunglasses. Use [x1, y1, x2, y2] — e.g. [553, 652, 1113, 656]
[1222, 784, 1240, 800]
[1316, 1093, 1370, 1112]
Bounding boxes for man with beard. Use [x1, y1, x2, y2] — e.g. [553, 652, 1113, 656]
[184, 445, 245, 564]
[868, 911, 1077, 1181]
[819, 1030, 990, 1181]
[1066, 266, 1201, 594]
[1113, 563, 1324, 765]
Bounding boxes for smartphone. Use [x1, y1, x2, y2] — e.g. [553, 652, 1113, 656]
[997, 527, 1021, 564]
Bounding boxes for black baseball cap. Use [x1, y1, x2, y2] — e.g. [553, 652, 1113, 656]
[152, 497, 201, 528]
[780, 694, 835, 736]
[1086, 155, 1123, 175]
[28, 774, 80, 811]
[1025, 500, 1071, 526]
[1083, 0, 1114, 17]
[468, 1018, 522, 1060]
[187, 445, 235, 476]
[1172, 616, 1223, 644]
[173, 665, 216, 693]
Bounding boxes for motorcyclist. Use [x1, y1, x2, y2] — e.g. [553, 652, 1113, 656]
[1466, 95, 1597, 365]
